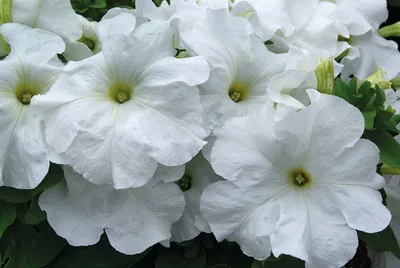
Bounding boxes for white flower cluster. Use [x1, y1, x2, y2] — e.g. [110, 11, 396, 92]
[0, 0, 400, 267]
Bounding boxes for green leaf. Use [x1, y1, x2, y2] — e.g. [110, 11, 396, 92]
[205, 241, 253, 268]
[0, 201, 15, 238]
[358, 225, 400, 258]
[362, 110, 376, 130]
[50, 235, 149, 268]
[155, 246, 206, 268]
[89, 0, 107, 8]
[365, 129, 400, 168]
[0, 221, 37, 268]
[24, 197, 46, 225]
[29, 222, 67, 268]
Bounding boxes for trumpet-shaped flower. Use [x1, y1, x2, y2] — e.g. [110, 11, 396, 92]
[180, 9, 286, 132]
[201, 94, 391, 268]
[232, 0, 339, 58]
[267, 70, 317, 109]
[32, 21, 209, 189]
[171, 153, 222, 242]
[323, 0, 388, 36]
[63, 15, 101, 61]
[0, 23, 65, 189]
[39, 166, 185, 255]
[340, 30, 400, 81]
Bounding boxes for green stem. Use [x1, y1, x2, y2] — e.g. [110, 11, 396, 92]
[379, 22, 400, 38]
[381, 164, 400, 175]
[392, 76, 400, 88]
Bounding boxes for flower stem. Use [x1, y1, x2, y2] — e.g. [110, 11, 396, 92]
[381, 164, 400, 175]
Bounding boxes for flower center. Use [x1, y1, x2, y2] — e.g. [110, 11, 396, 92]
[289, 168, 312, 187]
[108, 83, 132, 104]
[15, 82, 40, 105]
[176, 175, 192, 192]
[20, 92, 33, 105]
[228, 81, 248, 103]
[78, 36, 96, 51]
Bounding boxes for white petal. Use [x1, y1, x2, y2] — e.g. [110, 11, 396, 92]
[152, 164, 185, 183]
[0, 23, 65, 62]
[12, 0, 82, 40]
[171, 206, 201, 242]
[96, 12, 136, 43]
[39, 166, 185, 254]
[330, 185, 391, 233]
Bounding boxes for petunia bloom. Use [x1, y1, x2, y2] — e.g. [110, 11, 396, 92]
[33, 21, 210, 189]
[0, 23, 65, 189]
[201, 94, 391, 268]
[171, 153, 222, 242]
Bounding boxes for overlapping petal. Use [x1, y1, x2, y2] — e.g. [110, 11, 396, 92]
[39, 166, 185, 254]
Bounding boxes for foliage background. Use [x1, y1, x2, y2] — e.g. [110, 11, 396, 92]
[0, 1, 400, 268]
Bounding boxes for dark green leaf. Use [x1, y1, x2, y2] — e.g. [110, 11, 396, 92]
[25, 197, 46, 225]
[251, 261, 263, 268]
[0, 221, 37, 268]
[263, 255, 305, 268]
[205, 241, 253, 268]
[29, 222, 67, 268]
[155, 246, 206, 268]
[184, 240, 200, 259]
[358, 225, 400, 258]
[0, 201, 15, 238]
[365, 129, 400, 168]
[0, 163, 63, 204]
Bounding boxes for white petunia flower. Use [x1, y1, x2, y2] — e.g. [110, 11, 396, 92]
[232, 0, 339, 58]
[231, 0, 293, 44]
[32, 21, 210, 189]
[171, 153, 222, 242]
[39, 166, 185, 255]
[64, 9, 138, 62]
[181, 9, 286, 133]
[267, 70, 317, 109]
[201, 94, 391, 268]
[0, 23, 65, 189]
[340, 30, 400, 81]
[0, 0, 81, 57]
[63, 15, 101, 61]
[322, 0, 388, 36]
